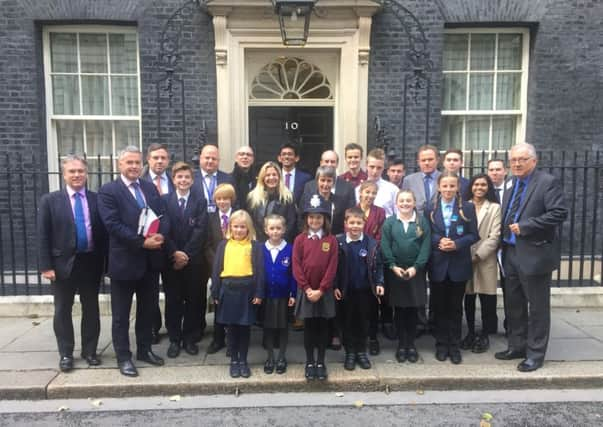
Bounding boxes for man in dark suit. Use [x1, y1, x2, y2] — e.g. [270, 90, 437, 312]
[303, 150, 356, 210]
[495, 143, 567, 372]
[141, 143, 174, 344]
[37, 155, 106, 372]
[192, 143, 234, 341]
[278, 142, 312, 206]
[231, 145, 257, 211]
[443, 148, 470, 199]
[162, 161, 208, 358]
[98, 146, 167, 377]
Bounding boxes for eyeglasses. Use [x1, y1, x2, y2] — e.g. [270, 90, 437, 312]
[509, 157, 533, 164]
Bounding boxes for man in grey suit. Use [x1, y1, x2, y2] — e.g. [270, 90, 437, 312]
[401, 144, 441, 216]
[494, 143, 567, 372]
[401, 144, 442, 335]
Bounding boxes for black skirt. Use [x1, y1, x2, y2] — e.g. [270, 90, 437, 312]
[294, 288, 336, 319]
[216, 276, 257, 326]
[263, 297, 289, 329]
[386, 269, 426, 308]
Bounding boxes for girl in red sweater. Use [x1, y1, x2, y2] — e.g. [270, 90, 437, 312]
[293, 194, 339, 381]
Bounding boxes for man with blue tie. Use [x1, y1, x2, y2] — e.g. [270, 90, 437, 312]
[37, 155, 107, 372]
[98, 146, 167, 377]
[495, 143, 567, 372]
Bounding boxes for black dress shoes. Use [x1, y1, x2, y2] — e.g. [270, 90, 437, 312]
[183, 341, 199, 356]
[167, 342, 181, 358]
[472, 335, 490, 353]
[395, 348, 406, 363]
[344, 353, 356, 370]
[406, 348, 419, 363]
[83, 354, 101, 366]
[275, 357, 287, 374]
[206, 340, 225, 354]
[494, 348, 526, 360]
[239, 362, 251, 378]
[449, 350, 463, 365]
[118, 360, 138, 377]
[356, 353, 371, 370]
[264, 357, 275, 374]
[435, 348, 448, 362]
[59, 356, 74, 372]
[229, 361, 240, 378]
[137, 350, 165, 366]
[304, 361, 316, 380]
[517, 358, 543, 372]
[315, 363, 328, 380]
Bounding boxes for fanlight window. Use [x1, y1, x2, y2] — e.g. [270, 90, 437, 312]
[250, 57, 332, 100]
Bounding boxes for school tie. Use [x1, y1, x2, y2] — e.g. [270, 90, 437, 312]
[221, 214, 229, 235]
[73, 192, 88, 253]
[443, 204, 452, 237]
[503, 180, 526, 243]
[179, 197, 186, 214]
[154, 175, 163, 195]
[423, 173, 432, 210]
[131, 182, 146, 209]
[285, 173, 291, 190]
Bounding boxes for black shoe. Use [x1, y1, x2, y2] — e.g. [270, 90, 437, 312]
[472, 335, 489, 354]
[435, 348, 448, 362]
[167, 342, 181, 358]
[183, 341, 199, 356]
[460, 333, 475, 350]
[450, 350, 462, 365]
[382, 324, 397, 340]
[328, 337, 342, 351]
[137, 350, 165, 366]
[239, 362, 251, 378]
[82, 354, 101, 366]
[369, 339, 380, 356]
[229, 361, 240, 378]
[316, 363, 328, 380]
[356, 352, 371, 369]
[304, 362, 316, 380]
[495, 348, 526, 360]
[344, 353, 356, 371]
[118, 359, 138, 377]
[395, 348, 406, 363]
[275, 357, 287, 374]
[152, 331, 161, 345]
[264, 357, 275, 374]
[406, 347, 419, 363]
[206, 340, 225, 354]
[517, 358, 543, 372]
[59, 356, 74, 372]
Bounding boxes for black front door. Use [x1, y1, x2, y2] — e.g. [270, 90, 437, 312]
[249, 106, 333, 174]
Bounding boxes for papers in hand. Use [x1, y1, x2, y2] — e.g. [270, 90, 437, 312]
[138, 207, 162, 237]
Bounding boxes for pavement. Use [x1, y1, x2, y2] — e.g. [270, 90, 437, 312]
[1, 307, 603, 400]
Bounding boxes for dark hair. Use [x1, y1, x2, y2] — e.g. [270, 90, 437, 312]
[344, 143, 363, 156]
[302, 212, 332, 235]
[146, 143, 168, 156]
[430, 171, 469, 224]
[171, 161, 193, 178]
[344, 206, 365, 222]
[487, 158, 506, 168]
[417, 144, 439, 159]
[279, 142, 299, 157]
[443, 148, 463, 161]
[387, 158, 405, 169]
[465, 173, 498, 204]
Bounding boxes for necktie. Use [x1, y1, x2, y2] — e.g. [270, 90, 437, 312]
[444, 204, 452, 237]
[132, 182, 146, 209]
[74, 193, 88, 252]
[155, 175, 163, 195]
[424, 174, 432, 210]
[221, 214, 229, 235]
[503, 180, 526, 242]
[496, 188, 502, 204]
[179, 197, 186, 214]
[285, 173, 291, 189]
[311, 234, 319, 241]
[206, 174, 216, 202]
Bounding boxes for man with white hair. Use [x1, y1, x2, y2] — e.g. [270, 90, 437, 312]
[495, 143, 567, 372]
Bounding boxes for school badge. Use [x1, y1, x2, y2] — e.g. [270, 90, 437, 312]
[321, 242, 330, 252]
[281, 256, 291, 267]
[358, 248, 368, 257]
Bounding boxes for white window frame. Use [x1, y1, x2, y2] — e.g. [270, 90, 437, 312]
[441, 27, 530, 153]
[43, 25, 142, 189]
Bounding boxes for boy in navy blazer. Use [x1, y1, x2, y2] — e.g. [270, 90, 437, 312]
[162, 162, 208, 358]
[98, 146, 168, 377]
[37, 155, 107, 372]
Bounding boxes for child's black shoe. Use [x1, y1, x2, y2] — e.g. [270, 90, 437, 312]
[264, 357, 275, 374]
[356, 352, 371, 369]
[316, 363, 328, 380]
[305, 361, 316, 380]
[275, 357, 287, 374]
[344, 353, 356, 370]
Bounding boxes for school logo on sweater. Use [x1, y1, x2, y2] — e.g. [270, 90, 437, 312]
[322, 242, 330, 252]
[281, 256, 290, 267]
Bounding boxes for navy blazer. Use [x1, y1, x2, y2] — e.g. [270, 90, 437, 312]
[141, 169, 175, 194]
[98, 177, 167, 281]
[162, 188, 208, 265]
[291, 169, 312, 206]
[192, 169, 235, 208]
[335, 233, 384, 298]
[37, 189, 107, 281]
[426, 199, 479, 283]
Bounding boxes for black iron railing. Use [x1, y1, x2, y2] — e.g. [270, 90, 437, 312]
[0, 150, 601, 295]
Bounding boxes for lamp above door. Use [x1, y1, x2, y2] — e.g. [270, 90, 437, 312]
[272, 0, 317, 46]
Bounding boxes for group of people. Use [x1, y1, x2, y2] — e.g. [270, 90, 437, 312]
[37, 140, 567, 379]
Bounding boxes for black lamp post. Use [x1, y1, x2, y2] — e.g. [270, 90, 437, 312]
[272, 0, 317, 46]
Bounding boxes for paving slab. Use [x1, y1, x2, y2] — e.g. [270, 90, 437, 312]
[547, 338, 603, 361]
[0, 317, 41, 349]
[0, 370, 57, 400]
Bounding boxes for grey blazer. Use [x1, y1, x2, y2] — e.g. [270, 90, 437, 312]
[401, 170, 441, 216]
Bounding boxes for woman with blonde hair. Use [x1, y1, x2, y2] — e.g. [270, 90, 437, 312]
[247, 161, 297, 242]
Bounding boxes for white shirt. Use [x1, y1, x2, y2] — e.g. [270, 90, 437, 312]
[308, 229, 324, 240]
[149, 171, 170, 195]
[265, 240, 287, 262]
[121, 175, 146, 206]
[176, 190, 190, 210]
[345, 232, 364, 244]
[355, 178, 398, 217]
[396, 211, 416, 233]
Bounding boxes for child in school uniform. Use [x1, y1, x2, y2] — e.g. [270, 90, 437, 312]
[210, 209, 264, 378]
[293, 194, 338, 381]
[336, 207, 384, 371]
[262, 214, 296, 375]
[205, 183, 236, 355]
[425, 172, 479, 365]
[380, 190, 431, 363]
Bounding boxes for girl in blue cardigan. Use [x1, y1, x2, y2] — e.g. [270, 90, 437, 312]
[262, 214, 296, 375]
